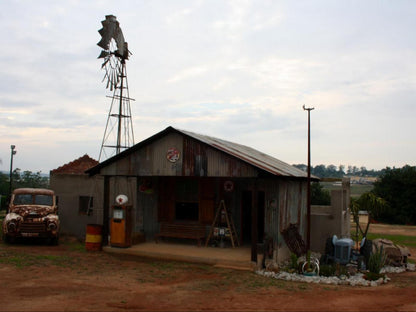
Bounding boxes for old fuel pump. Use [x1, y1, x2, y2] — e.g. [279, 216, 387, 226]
[110, 195, 132, 248]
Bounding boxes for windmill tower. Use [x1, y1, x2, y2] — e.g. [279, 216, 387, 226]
[97, 15, 135, 161]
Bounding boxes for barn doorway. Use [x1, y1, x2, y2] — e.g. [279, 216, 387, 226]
[241, 190, 265, 245]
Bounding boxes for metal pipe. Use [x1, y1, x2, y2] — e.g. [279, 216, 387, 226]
[303, 105, 314, 251]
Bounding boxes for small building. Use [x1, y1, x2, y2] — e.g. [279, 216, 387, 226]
[83, 126, 312, 264]
[50, 155, 104, 240]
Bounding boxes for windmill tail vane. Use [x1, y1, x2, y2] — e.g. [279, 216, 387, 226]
[97, 15, 129, 60]
[97, 15, 130, 90]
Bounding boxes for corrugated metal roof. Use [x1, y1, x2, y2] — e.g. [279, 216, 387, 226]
[86, 126, 311, 179]
[178, 129, 308, 178]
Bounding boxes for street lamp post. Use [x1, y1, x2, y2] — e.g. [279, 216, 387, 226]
[303, 105, 314, 251]
[9, 145, 17, 196]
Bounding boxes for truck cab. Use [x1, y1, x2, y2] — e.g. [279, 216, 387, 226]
[2, 188, 59, 245]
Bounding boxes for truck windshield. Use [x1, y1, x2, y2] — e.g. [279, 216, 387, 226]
[35, 195, 53, 206]
[13, 194, 53, 206]
[13, 194, 32, 205]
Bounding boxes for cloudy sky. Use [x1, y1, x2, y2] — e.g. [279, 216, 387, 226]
[1, 0, 415, 174]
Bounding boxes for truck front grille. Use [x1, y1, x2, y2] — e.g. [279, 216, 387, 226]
[20, 222, 46, 233]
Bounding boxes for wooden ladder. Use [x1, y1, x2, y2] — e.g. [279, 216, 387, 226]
[205, 200, 239, 248]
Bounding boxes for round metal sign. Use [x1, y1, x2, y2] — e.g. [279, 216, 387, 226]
[166, 147, 180, 163]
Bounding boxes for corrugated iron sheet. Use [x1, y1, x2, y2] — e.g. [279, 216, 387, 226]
[87, 126, 311, 180]
[179, 129, 308, 178]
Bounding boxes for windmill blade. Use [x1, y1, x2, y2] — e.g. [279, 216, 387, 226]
[101, 58, 109, 69]
[106, 74, 111, 89]
[114, 70, 119, 86]
[98, 50, 110, 59]
[110, 72, 115, 91]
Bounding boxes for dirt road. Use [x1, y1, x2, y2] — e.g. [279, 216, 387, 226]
[0, 225, 415, 312]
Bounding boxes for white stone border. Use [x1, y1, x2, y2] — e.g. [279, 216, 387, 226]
[256, 263, 415, 287]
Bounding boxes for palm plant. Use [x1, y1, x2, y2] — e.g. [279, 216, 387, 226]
[351, 192, 388, 244]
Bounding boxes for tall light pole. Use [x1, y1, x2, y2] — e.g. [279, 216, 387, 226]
[303, 105, 314, 251]
[9, 145, 17, 196]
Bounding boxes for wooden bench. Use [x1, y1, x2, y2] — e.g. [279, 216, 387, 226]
[155, 222, 206, 246]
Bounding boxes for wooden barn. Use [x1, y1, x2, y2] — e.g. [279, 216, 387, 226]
[84, 126, 311, 264]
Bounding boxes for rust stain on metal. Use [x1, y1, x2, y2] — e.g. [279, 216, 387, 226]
[183, 137, 208, 176]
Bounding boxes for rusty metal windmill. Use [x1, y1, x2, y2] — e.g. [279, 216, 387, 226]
[97, 15, 135, 161]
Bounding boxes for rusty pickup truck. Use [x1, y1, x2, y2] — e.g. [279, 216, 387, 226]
[2, 188, 59, 245]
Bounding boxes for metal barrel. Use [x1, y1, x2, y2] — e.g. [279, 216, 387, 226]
[85, 224, 103, 251]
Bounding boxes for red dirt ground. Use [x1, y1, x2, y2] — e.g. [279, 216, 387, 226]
[0, 225, 415, 312]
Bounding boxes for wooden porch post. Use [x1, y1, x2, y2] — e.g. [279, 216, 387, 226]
[102, 176, 110, 245]
[251, 183, 258, 262]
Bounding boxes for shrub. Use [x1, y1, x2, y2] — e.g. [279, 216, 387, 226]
[290, 253, 298, 270]
[368, 245, 386, 274]
[319, 264, 336, 277]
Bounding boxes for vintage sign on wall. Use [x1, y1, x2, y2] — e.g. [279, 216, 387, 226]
[166, 147, 180, 163]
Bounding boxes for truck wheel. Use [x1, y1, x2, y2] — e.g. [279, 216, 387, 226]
[50, 235, 59, 246]
[2, 234, 13, 244]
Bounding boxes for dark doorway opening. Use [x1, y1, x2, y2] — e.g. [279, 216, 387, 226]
[241, 191, 252, 245]
[241, 190, 265, 245]
[257, 191, 265, 243]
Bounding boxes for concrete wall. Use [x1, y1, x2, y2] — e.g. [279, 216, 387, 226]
[50, 174, 104, 240]
[310, 179, 351, 254]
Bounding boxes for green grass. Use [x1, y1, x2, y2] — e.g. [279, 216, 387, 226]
[350, 184, 374, 198]
[320, 182, 373, 198]
[351, 230, 416, 248]
[351, 230, 416, 263]
[65, 240, 87, 252]
[0, 251, 75, 268]
[366, 233, 416, 248]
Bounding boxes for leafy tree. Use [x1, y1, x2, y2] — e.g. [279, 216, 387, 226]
[327, 164, 337, 176]
[350, 192, 388, 243]
[292, 164, 307, 172]
[0, 172, 8, 195]
[293, 163, 382, 178]
[312, 164, 327, 178]
[0, 172, 9, 210]
[338, 164, 345, 175]
[360, 166, 368, 176]
[13, 169, 49, 189]
[373, 165, 416, 224]
[0, 169, 49, 209]
[311, 182, 331, 205]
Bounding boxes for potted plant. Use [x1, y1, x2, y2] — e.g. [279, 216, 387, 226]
[302, 250, 320, 276]
[287, 253, 298, 273]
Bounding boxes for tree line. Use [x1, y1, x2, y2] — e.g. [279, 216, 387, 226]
[372, 165, 416, 224]
[0, 169, 49, 209]
[309, 164, 416, 225]
[292, 164, 383, 178]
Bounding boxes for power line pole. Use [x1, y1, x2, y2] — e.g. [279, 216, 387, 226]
[303, 105, 314, 251]
[9, 145, 17, 196]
